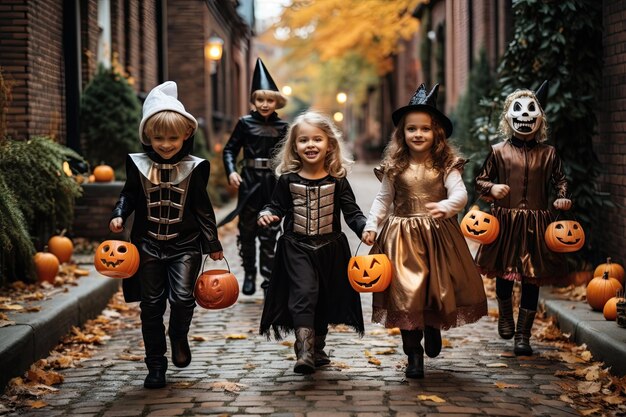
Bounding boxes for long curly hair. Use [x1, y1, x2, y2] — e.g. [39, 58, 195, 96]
[273, 111, 352, 178]
[380, 110, 457, 181]
[498, 89, 549, 142]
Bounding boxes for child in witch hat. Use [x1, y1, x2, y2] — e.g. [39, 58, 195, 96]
[220, 58, 289, 296]
[362, 83, 487, 379]
[474, 81, 571, 356]
[110, 81, 223, 388]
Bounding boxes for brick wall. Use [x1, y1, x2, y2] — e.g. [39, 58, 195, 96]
[596, 1, 626, 264]
[72, 183, 132, 241]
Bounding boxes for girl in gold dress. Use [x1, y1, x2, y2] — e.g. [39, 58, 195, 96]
[362, 84, 488, 379]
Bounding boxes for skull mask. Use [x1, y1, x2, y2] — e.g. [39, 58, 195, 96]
[505, 95, 542, 138]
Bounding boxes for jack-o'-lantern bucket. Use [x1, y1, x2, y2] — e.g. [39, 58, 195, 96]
[460, 205, 500, 244]
[545, 219, 585, 253]
[94, 240, 140, 279]
[347, 241, 392, 293]
[194, 256, 239, 309]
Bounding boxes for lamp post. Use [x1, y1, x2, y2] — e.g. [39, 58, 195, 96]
[204, 35, 224, 74]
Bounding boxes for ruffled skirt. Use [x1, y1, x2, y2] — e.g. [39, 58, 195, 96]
[372, 214, 487, 330]
[475, 206, 568, 284]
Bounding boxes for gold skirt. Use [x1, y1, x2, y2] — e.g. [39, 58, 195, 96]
[372, 214, 488, 330]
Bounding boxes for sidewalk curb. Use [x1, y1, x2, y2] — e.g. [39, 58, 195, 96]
[541, 289, 626, 376]
[0, 273, 119, 390]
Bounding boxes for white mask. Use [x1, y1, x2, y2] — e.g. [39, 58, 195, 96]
[505, 96, 542, 137]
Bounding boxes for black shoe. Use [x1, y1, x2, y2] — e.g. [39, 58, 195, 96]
[144, 368, 166, 388]
[514, 308, 536, 356]
[424, 326, 441, 358]
[242, 273, 256, 296]
[497, 297, 515, 340]
[170, 337, 191, 368]
[405, 352, 424, 379]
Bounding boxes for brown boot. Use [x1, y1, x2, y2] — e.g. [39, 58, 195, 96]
[497, 297, 515, 340]
[294, 327, 315, 374]
[401, 329, 424, 379]
[514, 308, 536, 356]
[314, 334, 331, 367]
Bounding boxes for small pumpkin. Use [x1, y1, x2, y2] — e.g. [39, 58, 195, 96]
[34, 250, 60, 284]
[347, 252, 392, 293]
[194, 269, 239, 309]
[93, 164, 115, 182]
[544, 220, 585, 253]
[603, 296, 621, 321]
[48, 230, 73, 264]
[586, 271, 623, 311]
[94, 240, 140, 279]
[594, 257, 625, 286]
[460, 206, 500, 244]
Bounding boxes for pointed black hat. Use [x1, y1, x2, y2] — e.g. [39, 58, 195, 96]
[251, 58, 280, 96]
[391, 83, 453, 137]
[534, 80, 549, 109]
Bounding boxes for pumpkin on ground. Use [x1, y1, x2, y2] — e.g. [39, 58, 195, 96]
[194, 268, 239, 309]
[594, 257, 625, 286]
[34, 251, 60, 284]
[347, 252, 392, 293]
[93, 164, 115, 182]
[603, 296, 621, 321]
[94, 240, 140, 278]
[544, 220, 585, 253]
[586, 271, 623, 311]
[48, 230, 73, 264]
[460, 206, 500, 244]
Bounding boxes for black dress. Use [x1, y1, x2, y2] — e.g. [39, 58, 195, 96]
[259, 173, 367, 339]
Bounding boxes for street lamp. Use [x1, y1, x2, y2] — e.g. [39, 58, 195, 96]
[336, 92, 347, 104]
[282, 85, 292, 96]
[205, 36, 224, 61]
[333, 112, 344, 122]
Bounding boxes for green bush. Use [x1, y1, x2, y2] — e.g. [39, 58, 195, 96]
[80, 64, 141, 173]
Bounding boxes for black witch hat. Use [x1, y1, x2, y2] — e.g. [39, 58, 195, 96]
[251, 58, 280, 95]
[534, 80, 549, 109]
[391, 83, 453, 137]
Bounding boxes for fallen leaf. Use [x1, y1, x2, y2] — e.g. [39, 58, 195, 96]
[0, 319, 16, 327]
[387, 328, 401, 335]
[73, 268, 90, 276]
[580, 408, 602, 416]
[375, 348, 396, 355]
[368, 357, 381, 366]
[280, 340, 294, 347]
[209, 381, 247, 392]
[559, 394, 574, 404]
[26, 366, 63, 386]
[577, 381, 602, 394]
[495, 381, 519, 389]
[486, 363, 508, 368]
[117, 354, 143, 361]
[191, 335, 207, 341]
[25, 400, 47, 409]
[0, 304, 24, 311]
[243, 363, 256, 370]
[331, 361, 350, 369]
[603, 395, 625, 405]
[225, 334, 247, 340]
[417, 394, 445, 403]
[442, 338, 452, 348]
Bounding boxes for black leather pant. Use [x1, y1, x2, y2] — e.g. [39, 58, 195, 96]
[137, 238, 202, 369]
[238, 204, 279, 288]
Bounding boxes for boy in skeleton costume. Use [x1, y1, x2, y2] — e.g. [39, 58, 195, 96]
[220, 58, 289, 296]
[474, 81, 571, 356]
[110, 81, 223, 388]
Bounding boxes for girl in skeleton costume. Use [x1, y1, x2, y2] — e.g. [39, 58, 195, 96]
[110, 81, 223, 388]
[362, 84, 488, 379]
[258, 111, 366, 375]
[474, 81, 571, 356]
[220, 58, 289, 297]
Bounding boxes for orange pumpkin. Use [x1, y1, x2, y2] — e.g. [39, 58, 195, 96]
[48, 230, 73, 264]
[347, 252, 392, 293]
[460, 206, 500, 244]
[544, 220, 585, 253]
[94, 240, 140, 278]
[194, 269, 239, 309]
[586, 271, 623, 311]
[34, 251, 60, 283]
[594, 257, 625, 286]
[93, 164, 115, 182]
[603, 296, 621, 321]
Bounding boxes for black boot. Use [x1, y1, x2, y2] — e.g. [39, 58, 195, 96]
[242, 272, 256, 296]
[401, 329, 424, 379]
[294, 327, 315, 374]
[424, 326, 441, 358]
[144, 357, 167, 389]
[497, 297, 515, 340]
[314, 333, 331, 367]
[169, 335, 191, 368]
[514, 308, 536, 356]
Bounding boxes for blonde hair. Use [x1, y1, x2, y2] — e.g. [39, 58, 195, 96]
[143, 111, 194, 142]
[380, 110, 458, 181]
[273, 111, 352, 178]
[251, 89, 287, 110]
[499, 89, 549, 142]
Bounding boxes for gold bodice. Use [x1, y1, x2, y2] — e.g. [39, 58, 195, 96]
[393, 163, 447, 216]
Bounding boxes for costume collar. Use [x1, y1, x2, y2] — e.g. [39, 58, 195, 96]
[510, 136, 538, 149]
[251, 110, 279, 122]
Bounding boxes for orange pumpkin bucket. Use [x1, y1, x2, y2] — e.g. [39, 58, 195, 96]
[194, 256, 239, 309]
[347, 241, 392, 293]
[94, 240, 140, 279]
[544, 219, 585, 253]
[460, 205, 500, 244]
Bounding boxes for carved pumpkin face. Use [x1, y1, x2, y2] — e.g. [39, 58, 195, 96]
[94, 240, 140, 278]
[347, 254, 392, 293]
[194, 269, 239, 309]
[460, 208, 500, 244]
[544, 220, 585, 253]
